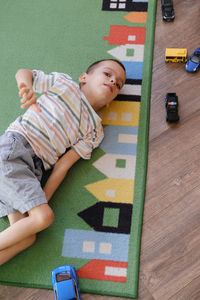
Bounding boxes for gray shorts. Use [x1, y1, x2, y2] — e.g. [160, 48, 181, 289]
[0, 131, 47, 218]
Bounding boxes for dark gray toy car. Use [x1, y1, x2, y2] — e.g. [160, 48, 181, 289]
[165, 93, 179, 122]
[161, 0, 175, 21]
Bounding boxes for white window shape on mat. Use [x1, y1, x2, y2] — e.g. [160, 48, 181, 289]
[118, 133, 137, 144]
[105, 266, 127, 277]
[110, 0, 126, 9]
[128, 35, 136, 41]
[119, 0, 126, 9]
[108, 111, 117, 121]
[119, 3, 126, 9]
[99, 242, 112, 255]
[82, 241, 95, 253]
[110, 3, 117, 8]
[106, 189, 116, 198]
[121, 112, 132, 122]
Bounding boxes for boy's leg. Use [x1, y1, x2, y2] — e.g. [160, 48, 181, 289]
[0, 203, 54, 251]
[0, 211, 36, 265]
[0, 235, 36, 265]
[8, 211, 28, 224]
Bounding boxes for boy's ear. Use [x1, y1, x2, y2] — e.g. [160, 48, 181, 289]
[79, 73, 87, 84]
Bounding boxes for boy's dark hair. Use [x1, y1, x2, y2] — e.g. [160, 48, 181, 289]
[86, 59, 126, 74]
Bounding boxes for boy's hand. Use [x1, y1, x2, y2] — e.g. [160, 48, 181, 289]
[18, 82, 41, 112]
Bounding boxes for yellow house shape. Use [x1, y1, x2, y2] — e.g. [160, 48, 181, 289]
[100, 101, 140, 126]
[85, 178, 134, 204]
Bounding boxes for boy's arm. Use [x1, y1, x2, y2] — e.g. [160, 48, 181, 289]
[15, 69, 40, 111]
[43, 149, 81, 202]
[15, 69, 33, 89]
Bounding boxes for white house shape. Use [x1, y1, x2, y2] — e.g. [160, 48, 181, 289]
[120, 83, 141, 96]
[93, 153, 136, 179]
[108, 44, 144, 62]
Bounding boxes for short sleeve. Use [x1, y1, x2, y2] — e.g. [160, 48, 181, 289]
[72, 129, 104, 160]
[32, 70, 57, 93]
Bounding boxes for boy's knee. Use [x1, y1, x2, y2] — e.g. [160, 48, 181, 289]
[43, 208, 54, 228]
[37, 207, 54, 229]
[30, 204, 54, 231]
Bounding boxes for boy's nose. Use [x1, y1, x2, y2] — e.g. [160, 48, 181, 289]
[110, 78, 116, 85]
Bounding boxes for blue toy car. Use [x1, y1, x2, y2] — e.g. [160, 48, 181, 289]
[51, 265, 82, 300]
[185, 47, 200, 72]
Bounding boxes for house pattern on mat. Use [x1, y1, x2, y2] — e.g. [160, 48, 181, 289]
[62, 1, 148, 283]
[104, 25, 146, 101]
[102, 0, 148, 12]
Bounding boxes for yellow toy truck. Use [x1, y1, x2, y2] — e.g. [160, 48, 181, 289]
[165, 48, 187, 63]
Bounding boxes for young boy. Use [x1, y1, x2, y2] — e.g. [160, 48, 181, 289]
[0, 59, 126, 265]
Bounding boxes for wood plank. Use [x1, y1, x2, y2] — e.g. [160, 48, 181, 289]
[140, 0, 200, 299]
[0, 285, 54, 300]
[170, 275, 200, 300]
[141, 186, 200, 299]
[144, 113, 200, 221]
[149, 0, 200, 141]
[0, 282, 154, 300]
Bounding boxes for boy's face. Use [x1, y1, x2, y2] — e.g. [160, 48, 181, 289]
[79, 60, 126, 111]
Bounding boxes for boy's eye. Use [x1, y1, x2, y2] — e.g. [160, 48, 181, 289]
[104, 72, 111, 77]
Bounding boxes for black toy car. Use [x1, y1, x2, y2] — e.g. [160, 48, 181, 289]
[165, 93, 179, 122]
[161, 0, 175, 21]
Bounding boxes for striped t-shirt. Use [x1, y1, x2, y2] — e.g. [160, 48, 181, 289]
[7, 70, 104, 170]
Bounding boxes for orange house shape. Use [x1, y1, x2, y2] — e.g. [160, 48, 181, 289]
[104, 25, 146, 45]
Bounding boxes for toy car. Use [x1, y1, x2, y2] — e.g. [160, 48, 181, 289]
[185, 47, 200, 72]
[165, 48, 187, 63]
[161, 0, 175, 22]
[51, 265, 82, 300]
[165, 93, 179, 122]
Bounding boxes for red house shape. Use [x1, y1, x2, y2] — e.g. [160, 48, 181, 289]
[104, 25, 146, 45]
[77, 259, 128, 282]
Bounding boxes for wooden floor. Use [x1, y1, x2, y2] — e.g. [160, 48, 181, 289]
[1, 0, 200, 299]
